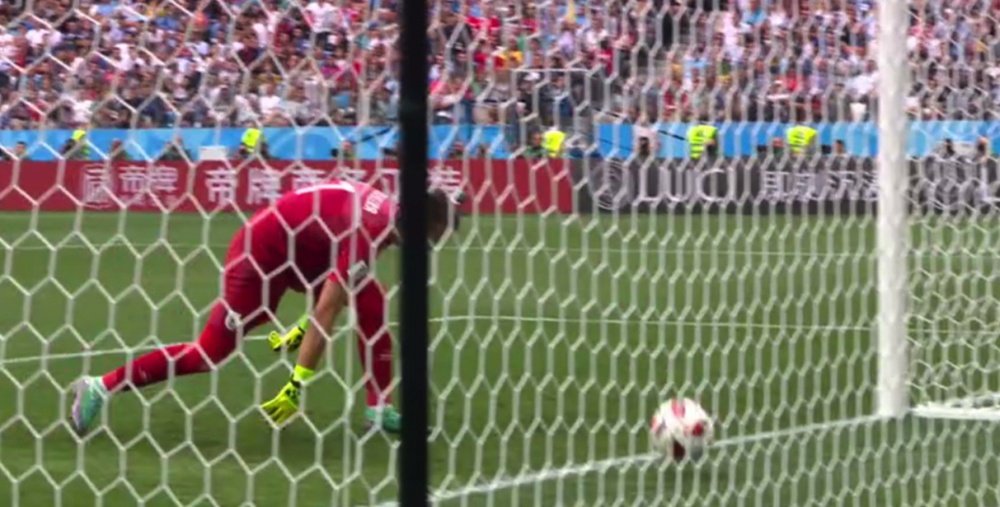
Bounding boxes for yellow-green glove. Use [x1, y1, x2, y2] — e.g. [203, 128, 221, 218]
[261, 380, 301, 426]
[268, 315, 310, 352]
[261, 365, 315, 426]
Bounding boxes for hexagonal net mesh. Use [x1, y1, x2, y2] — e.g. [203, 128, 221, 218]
[0, 0, 999, 506]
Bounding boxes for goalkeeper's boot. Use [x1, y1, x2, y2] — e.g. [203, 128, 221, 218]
[365, 405, 402, 433]
[70, 376, 107, 436]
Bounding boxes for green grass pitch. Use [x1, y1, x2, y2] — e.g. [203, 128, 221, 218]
[0, 210, 997, 506]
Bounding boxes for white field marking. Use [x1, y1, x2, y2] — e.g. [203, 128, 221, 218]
[4, 239, 812, 256]
[3, 240, 990, 259]
[370, 414, 885, 507]
[0, 316, 441, 365]
[0, 315, 874, 367]
[0, 333, 266, 365]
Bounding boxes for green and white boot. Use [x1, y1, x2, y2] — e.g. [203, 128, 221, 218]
[70, 376, 107, 436]
[365, 405, 401, 433]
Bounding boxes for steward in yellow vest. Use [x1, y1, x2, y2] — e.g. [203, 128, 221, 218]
[786, 125, 818, 155]
[687, 125, 718, 159]
[62, 128, 90, 160]
[542, 129, 566, 158]
[240, 127, 269, 159]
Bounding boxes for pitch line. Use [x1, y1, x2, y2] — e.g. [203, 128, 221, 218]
[1, 240, 854, 257]
[374, 414, 884, 506]
[0, 333, 266, 365]
[0, 317, 461, 365]
[0, 316, 873, 366]
[4, 240, 996, 260]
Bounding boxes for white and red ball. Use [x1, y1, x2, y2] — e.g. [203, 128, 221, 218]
[649, 398, 714, 460]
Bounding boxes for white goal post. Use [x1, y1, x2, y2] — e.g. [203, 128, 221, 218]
[875, 0, 910, 419]
[878, 0, 1000, 423]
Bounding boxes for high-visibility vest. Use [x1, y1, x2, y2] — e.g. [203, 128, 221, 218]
[242, 128, 262, 150]
[71, 129, 89, 158]
[786, 125, 818, 154]
[687, 125, 717, 159]
[542, 130, 566, 158]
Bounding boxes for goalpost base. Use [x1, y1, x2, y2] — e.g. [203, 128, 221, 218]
[912, 393, 1000, 421]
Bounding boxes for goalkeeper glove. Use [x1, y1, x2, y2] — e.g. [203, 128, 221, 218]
[268, 314, 310, 352]
[261, 365, 314, 426]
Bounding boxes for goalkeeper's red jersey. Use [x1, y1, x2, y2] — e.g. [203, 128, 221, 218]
[231, 180, 397, 291]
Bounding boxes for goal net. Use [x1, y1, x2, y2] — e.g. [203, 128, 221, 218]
[0, 0, 998, 506]
[909, 155, 1000, 421]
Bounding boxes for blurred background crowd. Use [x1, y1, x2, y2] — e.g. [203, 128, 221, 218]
[0, 0, 997, 149]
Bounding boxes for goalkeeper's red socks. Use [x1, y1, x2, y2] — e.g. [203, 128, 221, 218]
[359, 332, 393, 408]
[101, 343, 202, 391]
[356, 285, 393, 408]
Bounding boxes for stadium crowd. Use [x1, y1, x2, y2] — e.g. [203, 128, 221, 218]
[0, 0, 996, 140]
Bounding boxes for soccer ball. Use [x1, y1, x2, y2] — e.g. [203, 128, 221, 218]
[649, 398, 714, 460]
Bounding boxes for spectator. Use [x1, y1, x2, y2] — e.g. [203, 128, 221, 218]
[847, 60, 878, 101]
[446, 141, 465, 159]
[825, 81, 853, 121]
[282, 85, 312, 126]
[977, 137, 992, 159]
[157, 137, 189, 162]
[381, 143, 398, 160]
[935, 139, 958, 159]
[0, 0, 991, 153]
[521, 131, 547, 159]
[760, 137, 784, 157]
[109, 139, 131, 161]
[13, 141, 27, 159]
[0, 141, 26, 160]
[12, 140, 27, 160]
[833, 139, 848, 156]
[430, 72, 470, 124]
[305, 0, 337, 42]
[633, 114, 660, 158]
[258, 83, 282, 125]
[369, 84, 398, 123]
[332, 140, 355, 160]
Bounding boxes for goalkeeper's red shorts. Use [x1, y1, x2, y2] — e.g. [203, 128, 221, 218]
[205, 228, 296, 344]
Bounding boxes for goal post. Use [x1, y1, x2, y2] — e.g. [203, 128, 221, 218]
[875, 0, 910, 418]
[397, 0, 431, 504]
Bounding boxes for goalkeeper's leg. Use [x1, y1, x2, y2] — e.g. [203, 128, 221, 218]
[71, 270, 285, 435]
[354, 281, 399, 432]
[71, 304, 243, 435]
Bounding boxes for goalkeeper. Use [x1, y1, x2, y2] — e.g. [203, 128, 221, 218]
[71, 182, 458, 434]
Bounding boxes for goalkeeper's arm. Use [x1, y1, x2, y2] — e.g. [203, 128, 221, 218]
[261, 279, 347, 425]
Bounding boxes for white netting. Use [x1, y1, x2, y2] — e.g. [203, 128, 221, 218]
[909, 158, 1000, 420]
[0, 0, 999, 506]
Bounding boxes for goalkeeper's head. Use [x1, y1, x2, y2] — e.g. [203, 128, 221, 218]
[401, 188, 461, 244]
